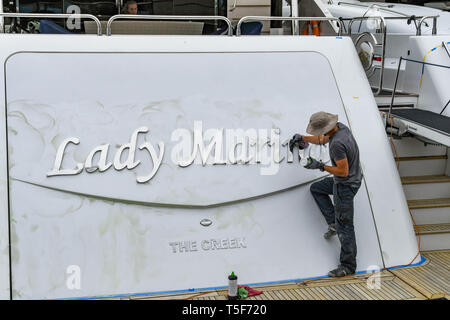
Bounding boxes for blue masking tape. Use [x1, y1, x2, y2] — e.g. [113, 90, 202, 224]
[57, 255, 427, 300]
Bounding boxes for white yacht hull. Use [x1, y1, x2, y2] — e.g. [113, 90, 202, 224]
[0, 35, 420, 299]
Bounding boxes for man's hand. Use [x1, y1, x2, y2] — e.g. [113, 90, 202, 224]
[289, 134, 309, 152]
[289, 134, 303, 152]
[304, 157, 325, 171]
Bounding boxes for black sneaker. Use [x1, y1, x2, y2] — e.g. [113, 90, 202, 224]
[323, 224, 336, 240]
[328, 265, 354, 278]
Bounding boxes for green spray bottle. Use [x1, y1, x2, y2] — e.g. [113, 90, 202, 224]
[228, 271, 238, 300]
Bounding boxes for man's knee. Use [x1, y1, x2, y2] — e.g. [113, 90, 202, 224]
[310, 178, 332, 195]
[335, 201, 354, 224]
[310, 181, 321, 195]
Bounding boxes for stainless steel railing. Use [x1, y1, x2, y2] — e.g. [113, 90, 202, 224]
[337, 2, 411, 18]
[388, 57, 450, 122]
[0, 12, 102, 35]
[235, 16, 344, 36]
[106, 14, 233, 36]
[344, 14, 439, 95]
[417, 16, 439, 36]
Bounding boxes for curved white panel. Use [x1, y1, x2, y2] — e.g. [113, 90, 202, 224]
[7, 52, 339, 207]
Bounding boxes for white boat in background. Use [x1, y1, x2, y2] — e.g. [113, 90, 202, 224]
[0, 0, 448, 300]
[424, 1, 450, 11]
[289, 1, 450, 143]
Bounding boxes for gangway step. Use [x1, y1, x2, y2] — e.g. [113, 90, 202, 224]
[401, 175, 450, 185]
[394, 155, 447, 177]
[374, 89, 418, 108]
[391, 109, 450, 135]
[379, 105, 415, 111]
[373, 89, 419, 97]
[395, 155, 448, 162]
[408, 197, 450, 225]
[390, 109, 450, 147]
[402, 175, 450, 201]
[414, 223, 450, 251]
[408, 198, 450, 210]
[415, 223, 450, 235]
[375, 91, 419, 108]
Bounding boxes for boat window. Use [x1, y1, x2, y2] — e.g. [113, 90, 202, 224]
[3, 1, 228, 18]
[16, 0, 64, 14]
[3, 0, 228, 34]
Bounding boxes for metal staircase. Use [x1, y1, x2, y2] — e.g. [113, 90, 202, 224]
[375, 89, 418, 108]
[391, 137, 450, 251]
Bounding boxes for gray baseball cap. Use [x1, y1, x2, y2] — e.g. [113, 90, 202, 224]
[306, 112, 338, 136]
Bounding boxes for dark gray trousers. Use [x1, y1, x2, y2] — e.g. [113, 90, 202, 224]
[310, 177, 360, 273]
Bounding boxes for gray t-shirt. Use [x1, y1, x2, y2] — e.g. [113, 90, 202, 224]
[329, 122, 362, 185]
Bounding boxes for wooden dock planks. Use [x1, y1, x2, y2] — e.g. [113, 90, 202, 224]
[390, 250, 450, 299]
[128, 250, 448, 300]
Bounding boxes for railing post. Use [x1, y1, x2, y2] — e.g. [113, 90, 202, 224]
[417, 15, 440, 36]
[291, 0, 299, 35]
[387, 56, 403, 128]
[433, 16, 437, 35]
[0, 0, 4, 34]
[378, 17, 387, 96]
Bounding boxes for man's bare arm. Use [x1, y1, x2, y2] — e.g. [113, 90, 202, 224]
[324, 158, 349, 177]
[302, 135, 330, 145]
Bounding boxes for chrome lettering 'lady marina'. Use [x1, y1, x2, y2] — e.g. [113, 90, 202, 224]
[47, 127, 165, 183]
[47, 122, 329, 182]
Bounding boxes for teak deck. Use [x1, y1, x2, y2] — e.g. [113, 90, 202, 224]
[121, 250, 449, 301]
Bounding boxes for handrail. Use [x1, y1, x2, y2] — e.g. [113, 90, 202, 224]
[339, 15, 436, 34]
[388, 56, 450, 123]
[338, 2, 411, 18]
[340, 15, 435, 21]
[337, 3, 439, 35]
[0, 12, 102, 35]
[401, 57, 450, 69]
[387, 56, 403, 127]
[347, 16, 387, 35]
[348, 16, 386, 96]
[235, 16, 343, 36]
[106, 14, 233, 36]
[441, 100, 450, 116]
[416, 16, 439, 36]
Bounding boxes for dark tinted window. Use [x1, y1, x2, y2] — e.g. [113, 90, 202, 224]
[66, 1, 117, 18]
[18, 0, 64, 13]
[5, 0, 227, 33]
[7, 0, 225, 16]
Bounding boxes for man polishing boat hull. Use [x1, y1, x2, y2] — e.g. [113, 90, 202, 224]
[290, 112, 362, 278]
